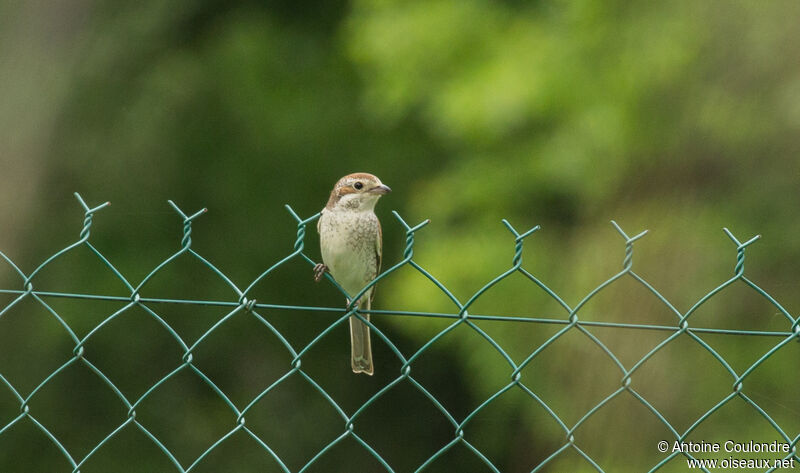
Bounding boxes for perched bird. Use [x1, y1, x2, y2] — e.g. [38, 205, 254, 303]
[314, 173, 391, 375]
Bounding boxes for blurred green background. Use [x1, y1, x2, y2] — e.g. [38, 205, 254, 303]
[1, 0, 799, 471]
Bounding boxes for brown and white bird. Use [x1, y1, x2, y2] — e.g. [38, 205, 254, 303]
[314, 173, 391, 375]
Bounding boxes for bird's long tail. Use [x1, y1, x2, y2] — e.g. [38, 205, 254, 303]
[350, 297, 374, 375]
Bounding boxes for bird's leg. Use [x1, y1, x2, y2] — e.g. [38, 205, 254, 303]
[313, 263, 328, 282]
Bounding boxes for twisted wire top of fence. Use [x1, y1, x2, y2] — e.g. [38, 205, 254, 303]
[0, 193, 798, 473]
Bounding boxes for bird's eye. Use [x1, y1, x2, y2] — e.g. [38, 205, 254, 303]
[353, 182, 364, 190]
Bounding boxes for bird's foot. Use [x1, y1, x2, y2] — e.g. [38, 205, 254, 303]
[313, 263, 328, 282]
[346, 297, 363, 310]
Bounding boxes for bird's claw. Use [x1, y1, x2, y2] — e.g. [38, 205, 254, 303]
[347, 297, 363, 310]
[313, 263, 328, 282]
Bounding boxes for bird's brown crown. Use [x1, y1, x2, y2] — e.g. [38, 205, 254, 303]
[325, 173, 387, 209]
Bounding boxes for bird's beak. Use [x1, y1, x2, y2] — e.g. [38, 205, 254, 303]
[369, 184, 392, 195]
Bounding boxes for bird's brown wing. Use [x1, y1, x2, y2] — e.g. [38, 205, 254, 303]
[371, 218, 382, 303]
[376, 218, 382, 274]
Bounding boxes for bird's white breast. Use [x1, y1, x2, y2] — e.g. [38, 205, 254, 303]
[318, 208, 379, 299]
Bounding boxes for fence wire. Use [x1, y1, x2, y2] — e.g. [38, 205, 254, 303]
[0, 193, 798, 473]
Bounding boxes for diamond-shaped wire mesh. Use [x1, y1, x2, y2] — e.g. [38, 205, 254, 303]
[0, 193, 798, 472]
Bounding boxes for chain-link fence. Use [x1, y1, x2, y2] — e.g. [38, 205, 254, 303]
[0, 193, 798, 472]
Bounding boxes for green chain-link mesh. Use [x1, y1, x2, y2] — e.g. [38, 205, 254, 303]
[1, 193, 798, 473]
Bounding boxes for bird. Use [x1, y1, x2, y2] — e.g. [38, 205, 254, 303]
[314, 173, 391, 375]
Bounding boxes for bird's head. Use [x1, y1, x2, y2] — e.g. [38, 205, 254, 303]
[326, 173, 391, 211]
